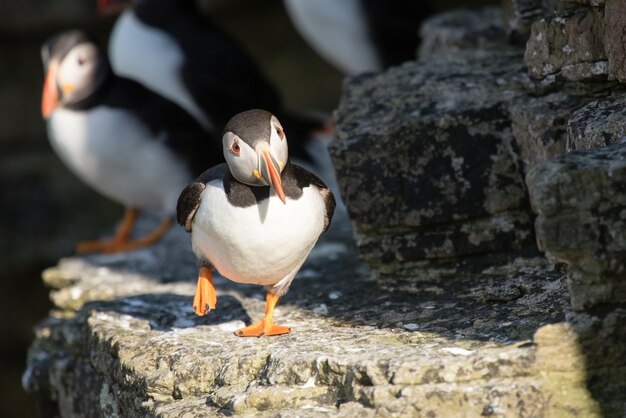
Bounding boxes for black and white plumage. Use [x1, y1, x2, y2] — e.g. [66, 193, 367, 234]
[177, 109, 335, 336]
[283, 0, 432, 75]
[41, 30, 220, 253]
[102, 0, 321, 161]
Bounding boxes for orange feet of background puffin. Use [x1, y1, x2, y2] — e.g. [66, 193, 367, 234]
[75, 208, 172, 254]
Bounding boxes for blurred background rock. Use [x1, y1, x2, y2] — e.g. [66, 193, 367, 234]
[0, 0, 495, 416]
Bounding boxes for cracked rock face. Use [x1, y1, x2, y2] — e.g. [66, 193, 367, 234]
[526, 142, 626, 415]
[527, 142, 626, 310]
[523, 0, 626, 83]
[567, 93, 626, 151]
[330, 12, 539, 277]
[525, 6, 607, 81]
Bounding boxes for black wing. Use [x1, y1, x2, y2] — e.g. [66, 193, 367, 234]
[176, 163, 228, 232]
[103, 77, 223, 177]
[290, 164, 336, 233]
[134, 1, 280, 129]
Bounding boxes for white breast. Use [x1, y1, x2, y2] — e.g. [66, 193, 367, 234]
[109, 11, 214, 132]
[191, 182, 326, 288]
[47, 107, 191, 213]
[283, 0, 382, 75]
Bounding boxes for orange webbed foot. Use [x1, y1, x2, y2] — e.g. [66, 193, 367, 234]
[235, 292, 290, 337]
[235, 319, 291, 337]
[193, 266, 217, 316]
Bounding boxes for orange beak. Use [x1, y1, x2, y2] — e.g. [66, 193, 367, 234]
[41, 68, 58, 119]
[261, 149, 286, 204]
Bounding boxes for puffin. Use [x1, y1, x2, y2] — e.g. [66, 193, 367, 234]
[41, 30, 221, 253]
[98, 0, 322, 161]
[283, 0, 433, 75]
[177, 109, 336, 337]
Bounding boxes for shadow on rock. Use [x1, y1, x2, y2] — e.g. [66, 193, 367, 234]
[82, 293, 251, 332]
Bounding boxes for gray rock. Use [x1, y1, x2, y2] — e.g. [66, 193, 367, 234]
[525, 7, 607, 81]
[418, 8, 505, 59]
[527, 142, 626, 310]
[567, 93, 626, 151]
[604, 0, 626, 82]
[509, 80, 620, 169]
[566, 309, 626, 415]
[331, 11, 540, 277]
[509, 91, 579, 167]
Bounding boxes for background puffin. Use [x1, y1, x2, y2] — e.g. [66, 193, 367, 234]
[177, 109, 335, 337]
[283, 0, 433, 75]
[41, 30, 221, 253]
[98, 0, 323, 162]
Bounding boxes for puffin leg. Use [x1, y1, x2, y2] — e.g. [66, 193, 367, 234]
[75, 207, 139, 253]
[235, 292, 291, 337]
[76, 210, 173, 254]
[108, 216, 173, 252]
[193, 266, 216, 316]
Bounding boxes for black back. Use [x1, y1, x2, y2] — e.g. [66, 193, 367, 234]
[361, 0, 433, 68]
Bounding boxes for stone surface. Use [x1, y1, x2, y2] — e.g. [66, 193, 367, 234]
[509, 91, 580, 167]
[500, 0, 546, 43]
[527, 142, 626, 310]
[525, 6, 608, 81]
[567, 92, 626, 151]
[604, 0, 626, 82]
[523, 0, 626, 83]
[330, 20, 540, 277]
[508, 81, 620, 169]
[331, 8, 626, 281]
[27, 214, 617, 417]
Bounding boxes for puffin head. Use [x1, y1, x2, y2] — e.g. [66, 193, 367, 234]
[40, 30, 109, 119]
[222, 109, 289, 204]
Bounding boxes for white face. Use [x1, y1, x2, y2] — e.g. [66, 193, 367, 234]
[56, 42, 103, 105]
[222, 116, 289, 186]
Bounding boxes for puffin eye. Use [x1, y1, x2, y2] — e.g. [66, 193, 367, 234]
[77, 57, 85, 66]
[229, 141, 240, 156]
[276, 126, 284, 140]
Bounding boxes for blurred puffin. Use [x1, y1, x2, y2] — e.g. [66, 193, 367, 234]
[177, 109, 335, 337]
[283, 0, 433, 75]
[97, 0, 321, 161]
[41, 30, 221, 253]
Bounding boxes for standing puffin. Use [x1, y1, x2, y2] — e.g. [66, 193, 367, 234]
[98, 0, 322, 161]
[41, 30, 220, 253]
[177, 109, 335, 337]
[283, 0, 433, 75]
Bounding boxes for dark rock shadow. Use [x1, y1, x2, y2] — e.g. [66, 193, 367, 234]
[281, 257, 569, 344]
[81, 293, 251, 332]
